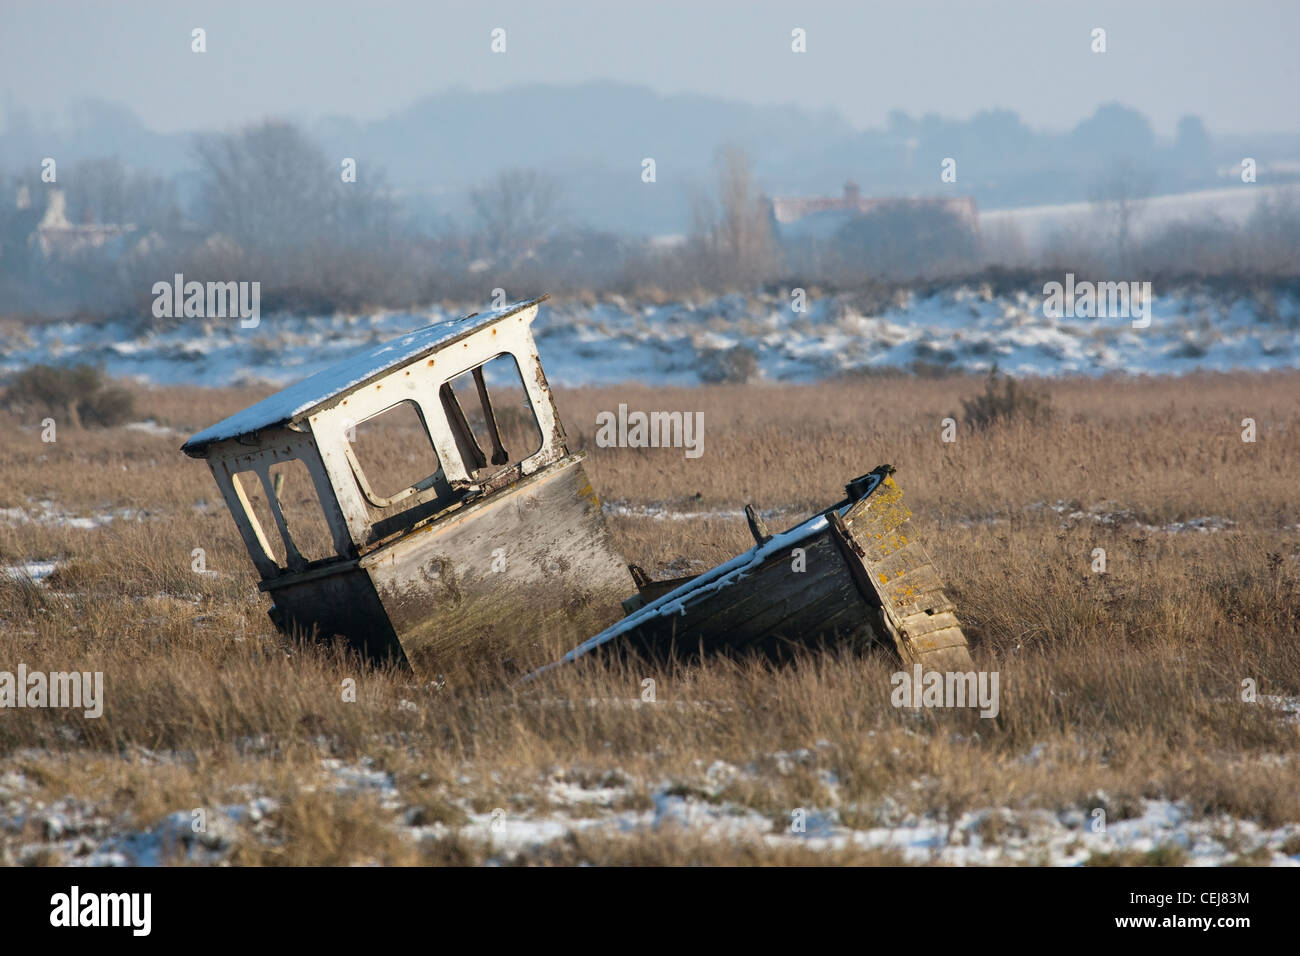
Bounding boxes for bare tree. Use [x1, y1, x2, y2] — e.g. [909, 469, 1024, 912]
[470, 168, 564, 260]
[193, 120, 336, 249]
[193, 120, 400, 255]
[65, 158, 181, 233]
[1089, 159, 1154, 268]
[692, 145, 776, 284]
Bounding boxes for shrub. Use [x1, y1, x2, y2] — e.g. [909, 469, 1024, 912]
[834, 203, 980, 279]
[960, 364, 1052, 429]
[697, 345, 760, 384]
[4, 363, 136, 428]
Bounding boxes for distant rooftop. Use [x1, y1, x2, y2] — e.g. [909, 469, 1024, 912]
[769, 181, 977, 229]
[33, 189, 136, 257]
[181, 295, 546, 455]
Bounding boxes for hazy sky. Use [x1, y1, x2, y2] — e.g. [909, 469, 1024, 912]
[3, 0, 1297, 136]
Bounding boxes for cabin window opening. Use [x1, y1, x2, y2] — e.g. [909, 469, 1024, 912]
[233, 462, 340, 571]
[266, 459, 338, 563]
[440, 353, 543, 481]
[233, 470, 286, 568]
[347, 399, 445, 505]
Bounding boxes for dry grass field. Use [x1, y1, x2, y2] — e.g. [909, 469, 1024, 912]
[1, 371, 1298, 865]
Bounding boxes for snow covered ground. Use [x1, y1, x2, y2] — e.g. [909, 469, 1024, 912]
[3, 285, 1297, 388]
[0, 500, 149, 530]
[6, 751, 1300, 867]
[983, 182, 1300, 248]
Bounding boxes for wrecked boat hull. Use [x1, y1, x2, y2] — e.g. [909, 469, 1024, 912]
[183, 296, 639, 676]
[827, 472, 972, 672]
[260, 454, 631, 676]
[617, 527, 877, 661]
[531, 467, 973, 677]
[262, 564, 406, 663]
[364, 455, 631, 678]
[182, 294, 971, 685]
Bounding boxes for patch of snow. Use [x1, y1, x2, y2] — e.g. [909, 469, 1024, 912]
[0, 500, 147, 529]
[1261, 695, 1300, 724]
[6, 288, 1298, 394]
[13, 753, 1300, 867]
[320, 757, 404, 811]
[124, 419, 179, 437]
[411, 779, 1300, 867]
[603, 501, 789, 522]
[2, 560, 59, 582]
[1030, 500, 1237, 534]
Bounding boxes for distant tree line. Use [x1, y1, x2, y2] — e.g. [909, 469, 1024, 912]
[0, 119, 1297, 323]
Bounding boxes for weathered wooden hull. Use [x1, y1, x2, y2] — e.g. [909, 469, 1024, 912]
[366, 455, 631, 677]
[265, 454, 632, 679]
[532, 466, 973, 677]
[614, 527, 877, 661]
[829, 472, 972, 672]
[261, 563, 406, 662]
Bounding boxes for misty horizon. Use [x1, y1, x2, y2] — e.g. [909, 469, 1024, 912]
[3, 0, 1298, 136]
[5, 76, 1298, 144]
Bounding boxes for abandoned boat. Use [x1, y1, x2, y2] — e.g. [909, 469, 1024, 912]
[528, 464, 973, 678]
[181, 296, 632, 674]
[182, 295, 972, 679]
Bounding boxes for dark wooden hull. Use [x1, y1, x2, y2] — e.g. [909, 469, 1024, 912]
[534, 467, 973, 677]
[263, 562, 407, 663]
[615, 526, 879, 662]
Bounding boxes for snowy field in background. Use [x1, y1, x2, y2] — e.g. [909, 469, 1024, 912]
[3, 285, 1298, 389]
[982, 182, 1300, 247]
